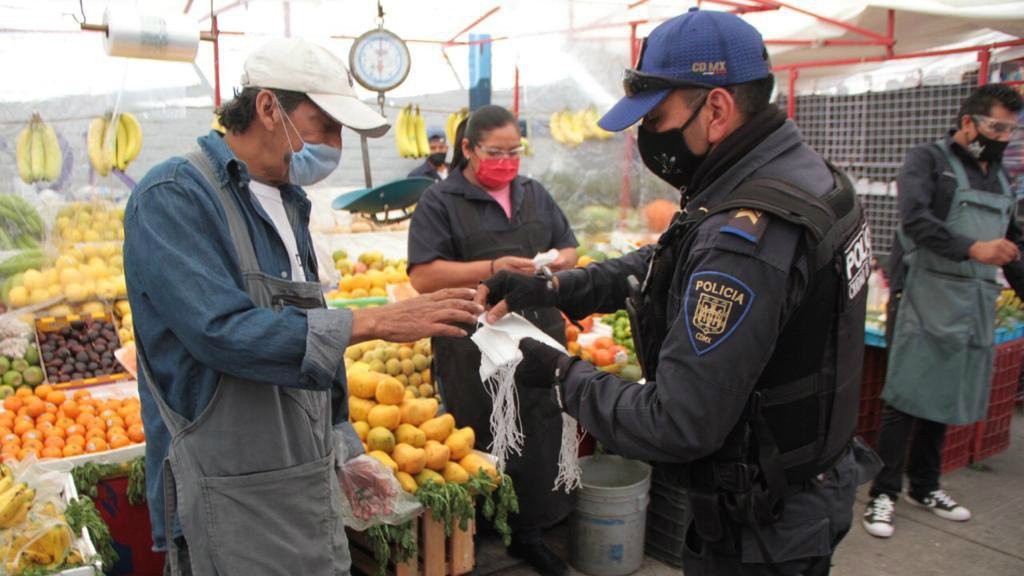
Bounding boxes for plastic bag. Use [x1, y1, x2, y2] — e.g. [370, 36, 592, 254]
[336, 455, 422, 531]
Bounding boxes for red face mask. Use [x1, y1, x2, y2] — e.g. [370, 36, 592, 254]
[475, 157, 520, 189]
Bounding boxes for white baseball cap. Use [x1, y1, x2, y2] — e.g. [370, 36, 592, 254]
[241, 38, 390, 138]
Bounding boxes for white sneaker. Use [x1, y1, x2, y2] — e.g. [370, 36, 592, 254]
[863, 494, 896, 538]
[908, 490, 971, 522]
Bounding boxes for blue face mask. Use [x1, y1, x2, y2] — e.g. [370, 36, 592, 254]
[277, 100, 342, 186]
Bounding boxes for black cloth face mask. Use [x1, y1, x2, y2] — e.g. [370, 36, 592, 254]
[637, 95, 708, 192]
[428, 152, 447, 167]
[969, 132, 1008, 163]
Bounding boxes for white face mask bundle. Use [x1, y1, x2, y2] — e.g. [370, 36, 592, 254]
[471, 309, 583, 493]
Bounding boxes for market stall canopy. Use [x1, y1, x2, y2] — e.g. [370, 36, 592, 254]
[758, 0, 1024, 70]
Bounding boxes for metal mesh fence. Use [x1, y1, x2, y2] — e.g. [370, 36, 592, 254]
[778, 72, 978, 257]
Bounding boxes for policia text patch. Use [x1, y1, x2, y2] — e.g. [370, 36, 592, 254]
[685, 271, 755, 356]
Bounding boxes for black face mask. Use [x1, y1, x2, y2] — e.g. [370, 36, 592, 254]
[637, 97, 708, 193]
[428, 152, 447, 167]
[969, 132, 1008, 163]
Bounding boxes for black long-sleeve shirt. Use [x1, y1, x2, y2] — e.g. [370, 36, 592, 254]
[889, 132, 1024, 294]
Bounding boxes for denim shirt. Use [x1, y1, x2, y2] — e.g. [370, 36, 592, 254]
[124, 131, 363, 550]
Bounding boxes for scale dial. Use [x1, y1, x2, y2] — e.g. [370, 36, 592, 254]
[349, 28, 411, 92]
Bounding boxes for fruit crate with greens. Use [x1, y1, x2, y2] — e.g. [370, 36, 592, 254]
[566, 311, 643, 382]
[343, 341, 519, 576]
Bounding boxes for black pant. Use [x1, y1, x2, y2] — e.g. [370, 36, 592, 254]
[869, 404, 946, 500]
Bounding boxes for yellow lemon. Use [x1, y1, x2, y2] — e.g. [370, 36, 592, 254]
[64, 283, 87, 303]
[29, 288, 50, 306]
[8, 286, 29, 308]
[42, 268, 58, 286]
[20, 269, 43, 291]
[59, 267, 83, 287]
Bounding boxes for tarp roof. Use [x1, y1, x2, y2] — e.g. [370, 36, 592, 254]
[0, 1, 1021, 107]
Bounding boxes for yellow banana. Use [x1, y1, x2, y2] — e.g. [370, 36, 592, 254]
[86, 117, 109, 176]
[40, 118, 62, 181]
[102, 115, 117, 174]
[0, 476, 13, 496]
[0, 462, 11, 481]
[121, 112, 143, 163]
[0, 484, 29, 527]
[415, 106, 429, 158]
[15, 124, 33, 184]
[549, 112, 565, 145]
[116, 115, 129, 171]
[399, 104, 415, 157]
[29, 119, 45, 181]
[445, 112, 458, 146]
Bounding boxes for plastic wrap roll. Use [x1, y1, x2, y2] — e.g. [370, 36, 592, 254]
[103, 9, 199, 62]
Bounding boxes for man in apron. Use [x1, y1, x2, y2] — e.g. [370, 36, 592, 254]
[124, 39, 483, 575]
[863, 84, 1024, 539]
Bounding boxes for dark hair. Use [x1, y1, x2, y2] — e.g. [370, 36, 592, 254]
[957, 83, 1024, 128]
[726, 74, 775, 118]
[215, 87, 311, 134]
[450, 105, 517, 169]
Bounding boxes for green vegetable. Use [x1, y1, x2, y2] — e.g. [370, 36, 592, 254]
[66, 495, 118, 569]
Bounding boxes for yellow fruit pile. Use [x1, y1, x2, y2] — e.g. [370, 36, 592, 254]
[54, 202, 124, 245]
[344, 340, 436, 400]
[347, 363, 496, 494]
[6, 245, 125, 311]
[329, 251, 409, 301]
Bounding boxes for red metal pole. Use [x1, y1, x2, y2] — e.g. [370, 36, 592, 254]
[513, 65, 520, 118]
[212, 14, 221, 107]
[885, 9, 895, 58]
[772, 39, 1024, 72]
[748, 0, 890, 43]
[787, 69, 797, 119]
[978, 48, 991, 86]
[622, 23, 640, 217]
[445, 5, 501, 46]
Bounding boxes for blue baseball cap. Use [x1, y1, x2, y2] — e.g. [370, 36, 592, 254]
[427, 127, 446, 141]
[599, 8, 771, 132]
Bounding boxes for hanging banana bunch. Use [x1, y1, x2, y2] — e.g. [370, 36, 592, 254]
[87, 112, 143, 176]
[549, 107, 615, 148]
[414, 106, 430, 158]
[445, 107, 469, 147]
[15, 114, 62, 185]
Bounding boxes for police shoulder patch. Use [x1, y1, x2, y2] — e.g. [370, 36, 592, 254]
[719, 208, 769, 244]
[685, 271, 755, 356]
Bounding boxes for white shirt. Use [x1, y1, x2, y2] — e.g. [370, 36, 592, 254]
[249, 180, 306, 282]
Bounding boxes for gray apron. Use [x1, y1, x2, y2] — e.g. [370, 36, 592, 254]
[883, 140, 1014, 425]
[138, 150, 349, 575]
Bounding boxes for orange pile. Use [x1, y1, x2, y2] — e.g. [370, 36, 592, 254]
[0, 386, 145, 461]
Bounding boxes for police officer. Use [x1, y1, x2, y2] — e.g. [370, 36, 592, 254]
[478, 9, 878, 575]
[408, 127, 450, 181]
[863, 84, 1024, 539]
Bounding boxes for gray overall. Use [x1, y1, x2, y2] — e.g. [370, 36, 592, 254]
[883, 140, 1014, 425]
[138, 149, 349, 575]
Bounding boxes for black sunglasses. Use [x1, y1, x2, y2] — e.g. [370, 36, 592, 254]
[622, 68, 715, 98]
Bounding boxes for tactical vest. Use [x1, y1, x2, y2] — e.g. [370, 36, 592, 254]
[626, 163, 869, 554]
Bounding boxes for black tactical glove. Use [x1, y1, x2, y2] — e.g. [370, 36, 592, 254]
[515, 338, 580, 412]
[482, 270, 559, 311]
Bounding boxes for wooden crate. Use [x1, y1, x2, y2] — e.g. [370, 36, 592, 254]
[347, 510, 475, 576]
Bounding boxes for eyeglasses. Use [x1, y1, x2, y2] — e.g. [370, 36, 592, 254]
[476, 145, 524, 159]
[622, 68, 713, 98]
[971, 115, 1022, 137]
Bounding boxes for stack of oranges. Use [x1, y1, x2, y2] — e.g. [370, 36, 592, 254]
[0, 386, 145, 461]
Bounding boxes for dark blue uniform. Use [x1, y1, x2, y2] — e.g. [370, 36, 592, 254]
[553, 119, 867, 574]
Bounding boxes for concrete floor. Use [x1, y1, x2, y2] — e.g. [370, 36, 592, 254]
[476, 412, 1024, 576]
